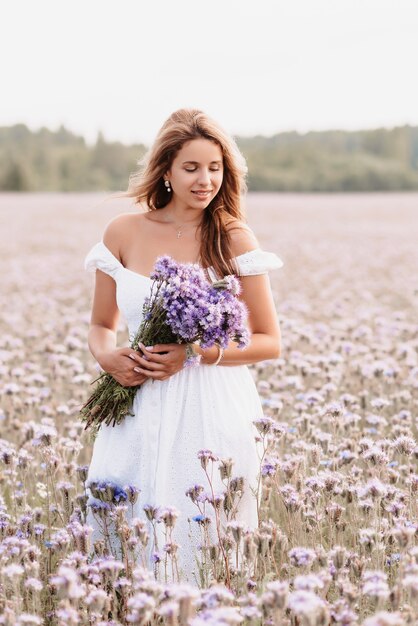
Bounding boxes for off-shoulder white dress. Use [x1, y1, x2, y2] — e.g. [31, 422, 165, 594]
[83, 241, 283, 585]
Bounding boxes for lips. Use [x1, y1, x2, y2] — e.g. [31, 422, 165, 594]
[192, 190, 212, 197]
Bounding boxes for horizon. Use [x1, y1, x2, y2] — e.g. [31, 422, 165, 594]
[2, 119, 415, 149]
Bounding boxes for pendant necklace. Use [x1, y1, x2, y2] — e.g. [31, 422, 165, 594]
[167, 218, 201, 238]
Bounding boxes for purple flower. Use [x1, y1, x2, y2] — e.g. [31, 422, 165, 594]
[150, 255, 182, 281]
[288, 547, 317, 568]
[197, 449, 219, 470]
[113, 486, 128, 502]
[140, 256, 250, 351]
[124, 484, 140, 504]
[262, 459, 278, 476]
[89, 500, 111, 513]
[185, 484, 205, 503]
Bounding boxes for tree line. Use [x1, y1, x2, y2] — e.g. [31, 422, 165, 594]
[1, 123, 418, 192]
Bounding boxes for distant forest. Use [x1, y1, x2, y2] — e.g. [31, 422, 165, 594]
[1, 123, 418, 192]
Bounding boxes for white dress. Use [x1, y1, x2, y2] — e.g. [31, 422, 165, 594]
[83, 241, 284, 586]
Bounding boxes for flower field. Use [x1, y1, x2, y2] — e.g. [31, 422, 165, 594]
[0, 191, 417, 625]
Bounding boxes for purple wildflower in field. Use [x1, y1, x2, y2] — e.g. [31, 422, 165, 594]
[294, 573, 326, 592]
[261, 579, 289, 609]
[76, 465, 89, 483]
[386, 553, 401, 566]
[85, 588, 108, 612]
[323, 401, 344, 418]
[362, 570, 390, 600]
[2, 563, 25, 579]
[89, 500, 111, 514]
[193, 516, 211, 528]
[151, 552, 162, 563]
[288, 547, 317, 568]
[197, 449, 219, 470]
[362, 611, 405, 626]
[227, 521, 245, 543]
[393, 434, 416, 455]
[158, 506, 180, 528]
[207, 492, 225, 510]
[113, 485, 128, 502]
[50, 564, 85, 600]
[126, 592, 157, 624]
[56, 607, 80, 622]
[185, 484, 205, 503]
[287, 589, 328, 619]
[86, 480, 139, 505]
[357, 478, 388, 499]
[253, 416, 275, 435]
[191, 606, 244, 624]
[261, 457, 279, 476]
[200, 583, 235, 608]
[125, 484, 140, 504]
[196, 491, 212, 504]
[143, 504, 161, 521]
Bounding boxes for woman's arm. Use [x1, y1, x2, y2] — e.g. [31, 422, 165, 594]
[194, 221, 282, 365]
[87, 272, 119, 367]
[194, 275, 281, 366]
[86, 215, 149, 386]
[87, 218, 124, 366]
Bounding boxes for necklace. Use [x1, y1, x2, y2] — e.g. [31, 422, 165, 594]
[165, 217, 202, 238]
[174, 223, 185, 239]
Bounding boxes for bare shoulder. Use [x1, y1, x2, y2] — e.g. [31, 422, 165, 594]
[225, 218, 260, 257]
[102, 212, 142, 260]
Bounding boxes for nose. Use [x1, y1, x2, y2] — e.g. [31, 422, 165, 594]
[197, 168, 212, 186]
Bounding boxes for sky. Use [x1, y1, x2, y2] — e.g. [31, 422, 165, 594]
[2, 0, 418, 146]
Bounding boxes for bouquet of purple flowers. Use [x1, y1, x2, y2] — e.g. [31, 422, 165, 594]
[80, 255, 250, 433]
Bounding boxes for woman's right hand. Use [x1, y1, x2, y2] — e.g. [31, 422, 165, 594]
[98, 347, 150, 387]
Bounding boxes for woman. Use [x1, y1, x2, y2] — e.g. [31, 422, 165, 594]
[84, 108, 284, 586]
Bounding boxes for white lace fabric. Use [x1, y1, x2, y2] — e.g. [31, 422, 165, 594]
[84, 240, 284, 277]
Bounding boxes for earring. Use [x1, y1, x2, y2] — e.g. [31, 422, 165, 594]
[164, 180, 172, 193]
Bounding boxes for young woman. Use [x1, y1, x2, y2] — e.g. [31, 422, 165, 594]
[83, 108, 284, 586]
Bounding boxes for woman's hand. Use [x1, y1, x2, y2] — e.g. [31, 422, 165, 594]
[129, 342, 188, 381]
[98, 347, 151, 387]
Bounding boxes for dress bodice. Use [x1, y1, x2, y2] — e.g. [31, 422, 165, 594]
[84, 241, 284, 340]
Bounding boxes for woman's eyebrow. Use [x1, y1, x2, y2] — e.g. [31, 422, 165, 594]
[182, 160, 223, 165]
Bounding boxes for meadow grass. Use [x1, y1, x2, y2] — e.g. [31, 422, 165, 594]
[0, 192, 417, 625]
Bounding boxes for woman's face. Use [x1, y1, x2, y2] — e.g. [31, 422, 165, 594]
[165, 137, 224, 209]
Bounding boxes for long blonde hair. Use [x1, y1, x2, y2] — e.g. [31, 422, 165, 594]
[119, 108, 249, 278]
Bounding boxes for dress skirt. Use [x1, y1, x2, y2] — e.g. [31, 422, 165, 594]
[86, 361, 264, 586]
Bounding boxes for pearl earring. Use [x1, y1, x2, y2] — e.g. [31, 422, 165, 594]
[164, 180, 172, 193]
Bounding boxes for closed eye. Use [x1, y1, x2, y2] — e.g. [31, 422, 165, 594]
[185, 167, 221, 172]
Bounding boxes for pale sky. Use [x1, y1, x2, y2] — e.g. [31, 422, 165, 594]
[2, 0, 417, 145]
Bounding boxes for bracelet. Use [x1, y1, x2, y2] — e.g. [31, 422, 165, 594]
[210, 343, 224, 366]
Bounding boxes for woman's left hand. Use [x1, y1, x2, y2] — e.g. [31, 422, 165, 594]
[129, 342, 188, 381]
